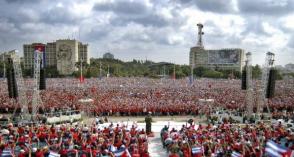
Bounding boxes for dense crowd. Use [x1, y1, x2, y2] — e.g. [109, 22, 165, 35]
[161, 120, 294, 157]
[0, 77, 293, 116]
[0, 122, 149, 157]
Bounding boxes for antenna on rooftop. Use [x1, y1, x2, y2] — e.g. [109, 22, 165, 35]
[197, 23, 204, 48]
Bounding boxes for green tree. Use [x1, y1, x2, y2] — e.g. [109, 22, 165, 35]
[45, 66, 59, 78]
[252, 64, 262, 79]
[180, 65, 191, 77]
[203, 70, 223, 78]
[194, 66, 208, 77]
[275, 69, 283, 80]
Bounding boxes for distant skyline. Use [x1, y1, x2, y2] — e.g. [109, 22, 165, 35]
[0, 0, 293, 65]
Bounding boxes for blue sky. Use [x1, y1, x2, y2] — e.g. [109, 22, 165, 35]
[0, 0, 293, 65]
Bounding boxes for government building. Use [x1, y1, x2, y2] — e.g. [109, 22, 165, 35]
[23, 39, 89, 75]
[190, 24, 245, 72]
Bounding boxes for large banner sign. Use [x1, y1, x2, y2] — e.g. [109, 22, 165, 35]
[208, 50, 240, 64]
[34, 45, 46, 68]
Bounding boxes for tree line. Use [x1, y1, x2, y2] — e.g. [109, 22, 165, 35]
[0, 58, 285, 79]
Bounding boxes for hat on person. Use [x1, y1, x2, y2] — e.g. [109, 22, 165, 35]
[32, 148, 37, 152]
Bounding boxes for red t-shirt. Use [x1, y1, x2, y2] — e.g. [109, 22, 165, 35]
[18, 152, 26, 157]
[35, 150, 44, 157]
[169, 153, 180, 157]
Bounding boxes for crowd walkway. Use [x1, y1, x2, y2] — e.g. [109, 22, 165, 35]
[148, 133, 168, 157]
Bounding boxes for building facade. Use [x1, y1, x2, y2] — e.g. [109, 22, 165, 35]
[189, 23, 245, 72]
[0, 50, 20, 63]
[23, 39, 89, 75]
[190, 46, 245, 71]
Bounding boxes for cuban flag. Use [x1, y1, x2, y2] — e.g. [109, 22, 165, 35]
[231, 151, 242, 157]
[192, 146, 203, 155]
[111, 145, 131, 157]
[1, 149, 13, 157]
[265, 140, 290, 157]
[109, 145, 117, 152]
[49, 151, 60, 157]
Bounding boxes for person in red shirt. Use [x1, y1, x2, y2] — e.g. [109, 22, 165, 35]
[169, 152, 180, 157]
[59, 146, 67, 157]
[35, 149, 44, 157]
[181, 142, 191, 157]
[131, 148, 140, 157]
[18, 150, 26, 157]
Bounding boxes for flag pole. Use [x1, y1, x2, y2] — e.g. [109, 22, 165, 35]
[80, 59, 83, 83]
[173, 62, 176, 80]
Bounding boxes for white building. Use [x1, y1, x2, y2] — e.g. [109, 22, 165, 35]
[23, 39, 89, 75]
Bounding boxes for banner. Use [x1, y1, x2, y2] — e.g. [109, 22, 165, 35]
[34, 44, 46, 68]
[208, 50, 240, 64]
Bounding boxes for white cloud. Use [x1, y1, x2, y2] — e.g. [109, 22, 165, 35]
[0, 0, 293, 65]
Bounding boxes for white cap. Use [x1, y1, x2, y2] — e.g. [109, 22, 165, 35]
[32, 148, 37, 152]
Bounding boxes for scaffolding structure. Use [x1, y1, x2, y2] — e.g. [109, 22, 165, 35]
[31, 51, 43, 119]
[258, 52, 275, 115]
[11, 52, 29, 119]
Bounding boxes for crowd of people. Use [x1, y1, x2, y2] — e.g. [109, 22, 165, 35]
[0, 77, 293, 157]
[161, 120, 294, 157]
[0, 121, 149, 157]
[0, 77, 293, 117]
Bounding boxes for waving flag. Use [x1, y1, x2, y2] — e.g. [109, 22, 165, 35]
[265, 140, 288, 157]
[192, 146, 203, 155]
[49, 151, 60, 157]
[110, 145, 131, 157]
[231, 151, 242, 157]
[1, 149, 13, 157]
[109, 145, 117, 152]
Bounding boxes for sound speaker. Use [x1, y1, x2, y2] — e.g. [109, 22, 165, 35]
[39, 68, 46, 90]
[6, 68, 13, 98]
[11, 68, 18, 98]
[241, 68, 247, 90]
[266, 68, 276, 98]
